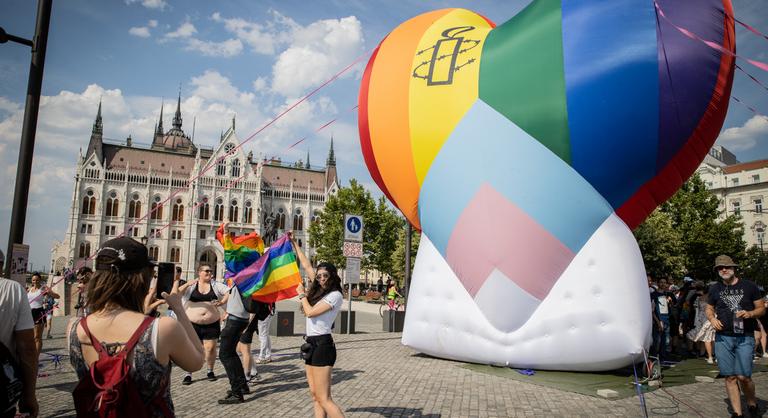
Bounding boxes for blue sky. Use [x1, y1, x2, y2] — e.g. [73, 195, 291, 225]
[0, 0, 766, 270]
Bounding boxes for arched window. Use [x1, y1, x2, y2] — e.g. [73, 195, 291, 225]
[172, 198, 184, 222]
[169, 247, 181, 263]
[150, 196, 163, 220]
[78, 241, 91, 258]
[229, 199, 239, 222]
[105, 191, 119, 217]
[198, 197, 209, 220]
[148, 246, 159, 261]
[214, 198, 224, 222]
[293, 208, 303, 231]
[81, 190, 96, 215]
[244, 201, 253, 224]
[128, 193, 142, 218]
[312, 210, 320, 225]
[231, 159, 240, 177]
[277, 208, 286, 230]
[217, 159, 226, 176]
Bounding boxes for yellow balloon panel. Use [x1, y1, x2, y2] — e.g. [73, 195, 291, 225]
[409, 10, 494, 184]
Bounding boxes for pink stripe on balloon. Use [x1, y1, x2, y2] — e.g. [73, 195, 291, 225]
[655, 1, 768, 72]
[445, 183, 575, 300]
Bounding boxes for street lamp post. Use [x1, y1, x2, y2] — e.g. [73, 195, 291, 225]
[2, 0, 53, 279]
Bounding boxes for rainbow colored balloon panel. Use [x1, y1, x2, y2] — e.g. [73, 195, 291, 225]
[358, 0, 735, 369]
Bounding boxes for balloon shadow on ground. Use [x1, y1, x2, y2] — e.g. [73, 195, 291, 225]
[243, 367, 363, 401]
[346, 406, 441, 417]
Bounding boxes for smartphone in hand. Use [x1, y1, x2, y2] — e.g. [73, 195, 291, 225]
[156, 262, 175, 299]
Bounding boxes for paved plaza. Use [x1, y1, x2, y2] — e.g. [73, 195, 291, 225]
[37, 303, 768, 417]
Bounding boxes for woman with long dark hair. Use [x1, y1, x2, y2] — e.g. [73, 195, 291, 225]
[68, 237, 204, 416]
[289, 232, 345, 418]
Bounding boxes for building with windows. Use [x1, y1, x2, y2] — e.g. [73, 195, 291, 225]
[697, 145, 768, 250]
[50, 96, 338, 279]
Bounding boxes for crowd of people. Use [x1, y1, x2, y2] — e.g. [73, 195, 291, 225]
[0, 228, 345, 418]
[3, 236, 768, 417]
[648, 255, 767, 417]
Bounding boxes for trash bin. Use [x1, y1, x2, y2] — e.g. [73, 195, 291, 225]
[382, 310, 405, 332]
[269, 310, 294, 336]
[333, 310, 356, 334]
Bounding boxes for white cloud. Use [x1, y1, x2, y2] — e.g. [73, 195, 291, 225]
[125, 0, 168, 10]
[271, 16, 364, 97]
[129, 26, 151, 38]
[165, 21, 197, 39]
[252, 77, 267, 92]
[717, 115, 768, 152]
[211, 10, 295, 55]
[185, 38, 243, 57]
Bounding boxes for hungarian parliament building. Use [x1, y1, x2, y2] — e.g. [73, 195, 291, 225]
[50, 96, 338, 280]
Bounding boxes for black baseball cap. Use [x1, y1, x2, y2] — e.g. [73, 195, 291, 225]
[95, 237, 156, 273]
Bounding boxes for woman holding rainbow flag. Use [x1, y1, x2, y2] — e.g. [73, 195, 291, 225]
[289, 232, 346, 418]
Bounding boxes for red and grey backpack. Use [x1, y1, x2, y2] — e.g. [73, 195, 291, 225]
[72, 315, 172, 418]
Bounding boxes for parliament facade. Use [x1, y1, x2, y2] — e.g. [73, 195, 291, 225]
[50, 96, 338, 280]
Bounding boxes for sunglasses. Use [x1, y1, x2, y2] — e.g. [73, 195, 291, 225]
[716, 266, 733, 271]
[201, 269, 213, 273]
[316, 272, 330, 279]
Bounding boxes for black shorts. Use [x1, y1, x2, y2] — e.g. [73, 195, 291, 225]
[192, 321, 221, 341]
[239, 316, 259, 344]
[31, 308, 46, 326]
[304, 334, 336, 367]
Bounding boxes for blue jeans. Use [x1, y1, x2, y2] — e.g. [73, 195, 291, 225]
[715, 334, 755, 377]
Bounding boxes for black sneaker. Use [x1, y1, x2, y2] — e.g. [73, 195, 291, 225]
[748, 405, 759, 417]
[240, 386, 251, 395]
[182, 375, 192, 385]
[218, 391, 244, 405]
[207, 371, 217, 381]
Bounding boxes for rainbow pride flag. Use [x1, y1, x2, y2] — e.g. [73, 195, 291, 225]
[216, 224, 265, 277]
[230, 235, 301, 303]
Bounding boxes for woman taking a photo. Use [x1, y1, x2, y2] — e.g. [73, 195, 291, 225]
[290, 232, 345, 418]
[68, 237, 204, 416]
[27, 272, 60, 355]
[177, 263, 229, 384]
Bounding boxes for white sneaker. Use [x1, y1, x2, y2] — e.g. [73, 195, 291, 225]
[763, 352, 768, 358]
[246, 373, 260, 385]
[706, 357, 714, 365]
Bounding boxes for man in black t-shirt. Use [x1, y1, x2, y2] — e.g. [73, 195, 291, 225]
[706, 255, 765, 418]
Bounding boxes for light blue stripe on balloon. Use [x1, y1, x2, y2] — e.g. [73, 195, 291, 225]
[418, 100, 613, 255]
[561, 0, 659, 208]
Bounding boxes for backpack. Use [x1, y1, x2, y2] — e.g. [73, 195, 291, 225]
[0, 341, 23, 416]
[72, 316, 172, 418]
[243, 297, 273, 321]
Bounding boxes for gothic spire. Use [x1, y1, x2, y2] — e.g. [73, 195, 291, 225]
[155, 101, 164, 135]
[172, 90, 182, 130]
[91, 98, 103, 136]
[326, 136, 336, 167]
[305, 150, 311, 169]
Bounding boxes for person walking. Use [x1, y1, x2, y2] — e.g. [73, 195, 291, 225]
[177, 263, 229, 385]
[290, 232, 345, 418]
[237, 314, 261, 385]
[706, 255, 765, 418]
[255, 303, 275, 364]
[0, 277, 38, 418]
[72, 267, 92, 318]
[43, 292, 57, 339]
[68, 237, 204, 417]
[27, 273, 59, 355]
[686, 283, 716, 364]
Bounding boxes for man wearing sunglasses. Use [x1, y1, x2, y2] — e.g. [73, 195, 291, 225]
[706, 255, 765, 418]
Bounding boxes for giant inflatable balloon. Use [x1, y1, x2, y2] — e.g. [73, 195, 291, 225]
[358, 0, 735, 371]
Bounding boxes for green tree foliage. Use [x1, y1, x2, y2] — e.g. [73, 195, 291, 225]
[307, 179, 403, 275]
[741, 246, 768, 288]
[635, 174, 746, 281]
[633, 210, 687, 279]
[391, 227, 420, 287]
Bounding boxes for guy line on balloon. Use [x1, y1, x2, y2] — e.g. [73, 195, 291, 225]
[28, 49, 374, 307]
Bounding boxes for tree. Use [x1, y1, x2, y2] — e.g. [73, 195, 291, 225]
[307, 179, 403, 276]
[741, 246, 768, 288]
[656, 174, 746, 280]
[633, 210, 687, 279]
[391, 226, 420, 287]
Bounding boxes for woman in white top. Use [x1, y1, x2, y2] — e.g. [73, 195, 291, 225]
[290, 232, 345, 418]
[27, 272, 60, 355]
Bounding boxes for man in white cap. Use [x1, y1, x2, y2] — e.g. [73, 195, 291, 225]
[706, 255, 765, 418]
